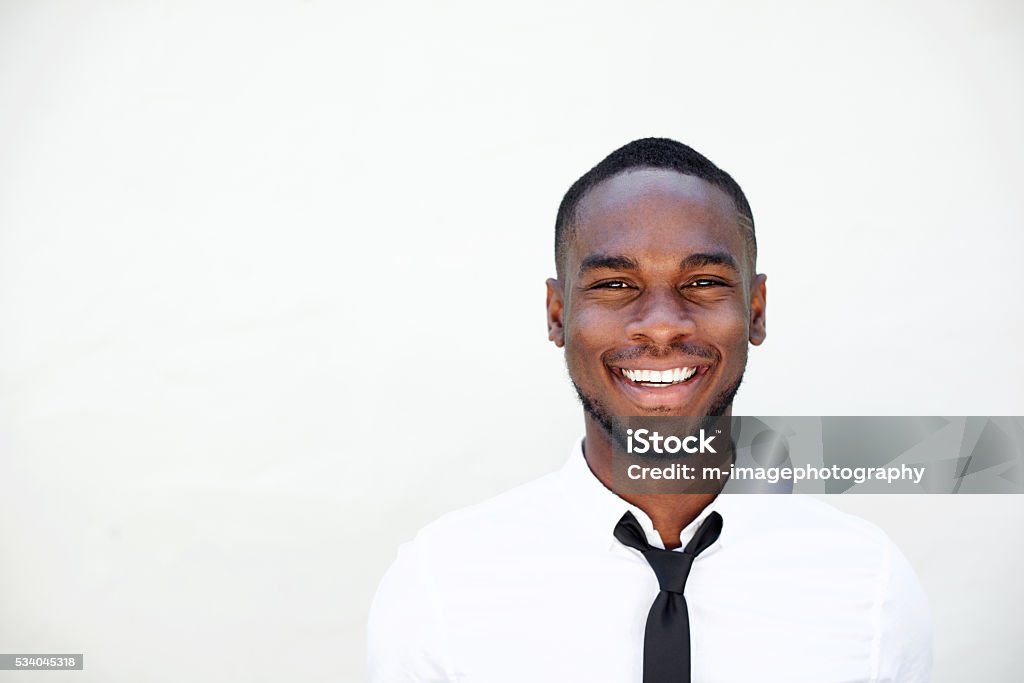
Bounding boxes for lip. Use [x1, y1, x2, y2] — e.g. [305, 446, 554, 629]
[606, 363, 712, 411]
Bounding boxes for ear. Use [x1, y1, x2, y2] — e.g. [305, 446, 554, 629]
[545, 278, 566, 347]
[749, 273, 767, 346]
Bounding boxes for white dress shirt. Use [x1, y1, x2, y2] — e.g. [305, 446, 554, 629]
[367, 438, 932, 682]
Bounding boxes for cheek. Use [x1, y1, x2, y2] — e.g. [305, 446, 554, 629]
[564, 308, 620, 373]
[566, 305, 621, 345]
[696, 305, 750, 351]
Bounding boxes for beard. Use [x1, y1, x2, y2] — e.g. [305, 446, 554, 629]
[571, 368, 745, 445]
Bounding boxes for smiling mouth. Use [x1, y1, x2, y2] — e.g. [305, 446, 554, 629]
[612, 365, 708, 387]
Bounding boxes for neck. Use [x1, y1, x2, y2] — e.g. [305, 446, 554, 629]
[582, 413, 730, 550]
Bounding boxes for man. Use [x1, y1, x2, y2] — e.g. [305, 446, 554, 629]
[367, 138, 932, 682]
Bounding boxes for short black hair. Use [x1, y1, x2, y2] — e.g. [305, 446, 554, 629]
[554, 137, 756, 277]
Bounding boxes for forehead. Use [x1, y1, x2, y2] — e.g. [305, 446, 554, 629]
[569, 168, 746, 273]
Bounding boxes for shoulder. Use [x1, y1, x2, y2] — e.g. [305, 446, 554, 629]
[717, 494, 930, 608]
[372, 467, 567, 594]
[722, 494, 932, 678]
[719, 494, 932, 678]
[720, 493, 902, 551]
[411, 469, 566, 556]
[367, 470, 566, 681]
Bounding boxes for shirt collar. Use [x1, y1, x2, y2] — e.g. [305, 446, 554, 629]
[557, 434, 735, 553]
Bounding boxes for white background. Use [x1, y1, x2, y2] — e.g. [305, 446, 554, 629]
[1, 1, 1023, 681]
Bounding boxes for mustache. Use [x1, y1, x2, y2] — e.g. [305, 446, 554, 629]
[605, 341, 718, 364]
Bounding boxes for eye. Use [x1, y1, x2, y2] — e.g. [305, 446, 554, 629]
[591, 280, 635, 290]
[686, 279, 725, 288]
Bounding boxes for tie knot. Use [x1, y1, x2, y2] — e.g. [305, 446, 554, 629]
[613, 510, 724, 595]
[644, 549, 694, 593]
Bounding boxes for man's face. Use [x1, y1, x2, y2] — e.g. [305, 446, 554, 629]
[546, 168, 767, 433]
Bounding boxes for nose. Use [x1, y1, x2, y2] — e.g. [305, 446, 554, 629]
[624, 287, 697, 345]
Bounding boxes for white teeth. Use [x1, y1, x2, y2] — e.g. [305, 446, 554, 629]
[620, 367, 699, 385]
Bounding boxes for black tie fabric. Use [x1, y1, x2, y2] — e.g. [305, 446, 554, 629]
[614, 510, 723, 683]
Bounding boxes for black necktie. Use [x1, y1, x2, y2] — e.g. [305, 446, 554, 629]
[614, 510, 723, 683]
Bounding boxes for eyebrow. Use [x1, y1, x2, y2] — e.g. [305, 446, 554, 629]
[679, 251, 740, 273]
[577, 254, 640, 277]
[577, 251, 740, 278]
